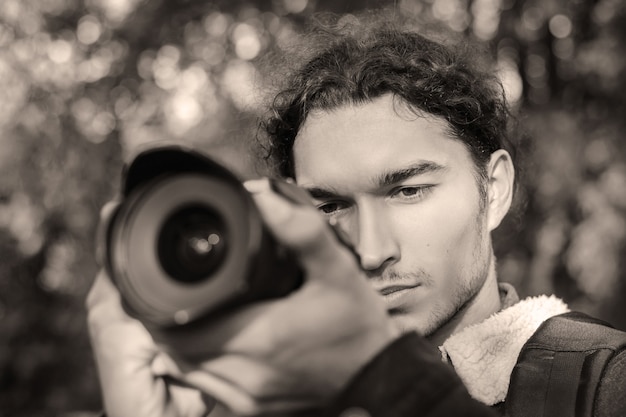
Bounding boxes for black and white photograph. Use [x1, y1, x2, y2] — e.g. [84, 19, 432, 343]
[1, 0, 625, 416]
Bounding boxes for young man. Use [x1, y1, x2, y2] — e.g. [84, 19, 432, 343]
[87, 14, 626, 417]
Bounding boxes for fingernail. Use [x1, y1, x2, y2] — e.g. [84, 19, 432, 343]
[270, 179, 314, 207]
[243, 178, 271, 194]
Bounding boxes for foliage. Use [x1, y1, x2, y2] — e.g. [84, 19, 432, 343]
[0, 0, 624, 415]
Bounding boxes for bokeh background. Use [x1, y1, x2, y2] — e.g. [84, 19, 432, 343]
[1, 0, 625, 415]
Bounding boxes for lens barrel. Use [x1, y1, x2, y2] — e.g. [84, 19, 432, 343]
[104, 146, 303, 338]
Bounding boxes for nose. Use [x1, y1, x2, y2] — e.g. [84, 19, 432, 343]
[350, 202, 399, 273]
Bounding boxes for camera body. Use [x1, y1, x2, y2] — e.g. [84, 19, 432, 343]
[103, 145, 303, 358]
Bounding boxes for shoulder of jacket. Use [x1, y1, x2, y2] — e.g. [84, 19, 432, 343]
[525, 312, 626, 352]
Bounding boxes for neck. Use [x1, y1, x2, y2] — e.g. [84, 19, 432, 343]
[427, 260, 502, 347]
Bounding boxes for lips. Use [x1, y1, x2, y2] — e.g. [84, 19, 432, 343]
[374, 283, 421, 311]
[378, 285, 417, 296]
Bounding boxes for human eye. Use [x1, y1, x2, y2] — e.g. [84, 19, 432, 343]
[389, 185, 434, 202]
[316, 200, 349, 217]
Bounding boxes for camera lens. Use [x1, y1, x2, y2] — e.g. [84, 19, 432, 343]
[157, 204, 228, 283]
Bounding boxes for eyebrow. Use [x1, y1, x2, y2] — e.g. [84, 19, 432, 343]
[303, 161, 447, 200]
[375, 161, 447, 188]
[305, 187, 340, 200]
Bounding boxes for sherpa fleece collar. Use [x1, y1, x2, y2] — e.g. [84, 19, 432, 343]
[439, 284, 570, 406]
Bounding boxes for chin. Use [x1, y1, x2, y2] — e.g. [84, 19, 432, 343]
[390, 304, 461, 344]
[389, 313, 431, 336]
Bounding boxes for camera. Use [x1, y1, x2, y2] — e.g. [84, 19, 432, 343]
[103, 145, 304, 357]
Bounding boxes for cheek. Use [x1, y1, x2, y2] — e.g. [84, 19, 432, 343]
[393, 193, 483, 272]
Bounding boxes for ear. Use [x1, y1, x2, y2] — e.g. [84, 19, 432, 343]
[486, 149, 515, 232]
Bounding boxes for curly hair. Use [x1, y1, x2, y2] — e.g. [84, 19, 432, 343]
[260, 12, 515, 191]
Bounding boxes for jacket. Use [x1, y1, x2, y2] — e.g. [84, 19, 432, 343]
[323, 284, 626, 417]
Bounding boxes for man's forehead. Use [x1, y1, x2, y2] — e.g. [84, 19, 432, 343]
[294, 96, 455, 153]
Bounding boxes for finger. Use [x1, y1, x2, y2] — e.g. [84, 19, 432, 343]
[167, 352, 321, 410]
[86, 270, 127, 322]
[86, 272, 155, 408]
[151, 351, 183, 377]
[244, 179, 358, 282]
[86, 271, 155, 360]
[166, 383, 212, 417]
[157, 300, 277, 359]
[244, 178, 325, 248]
[95, 199, 120, 266]
[100, 199, 121, 222]
[194, 354, 316, 399]
[150, 353, 219, 416]
[86, 271, 208, 417]
[182, 368, 259, 416]
[181, 364, 317, 417]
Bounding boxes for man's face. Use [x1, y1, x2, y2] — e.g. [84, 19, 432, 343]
[292, 94, 499, 340]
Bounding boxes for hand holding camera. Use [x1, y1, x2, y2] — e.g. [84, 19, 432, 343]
[87, 146, 399, 416]
[87, 217, 212, 417]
